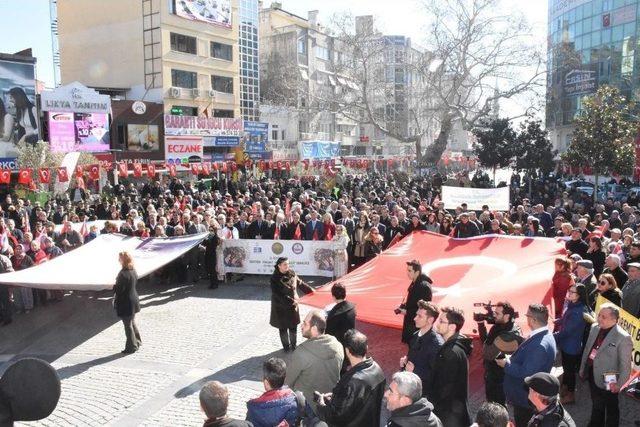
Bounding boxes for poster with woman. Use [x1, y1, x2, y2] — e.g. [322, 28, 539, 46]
[0, 58, 38, 159]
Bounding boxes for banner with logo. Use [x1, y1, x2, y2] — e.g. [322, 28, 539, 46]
[164, 115, 243, 137]
[441, 185, 510, 211]
[302, 231, 565, 336]
[0, 233, 208, 290]
[174, 0, 231, 28]
[165, 135, 204, 165]
[596, 295, 640, 370]
[242, 121, 268, 152]
[220, 239, 341, 277]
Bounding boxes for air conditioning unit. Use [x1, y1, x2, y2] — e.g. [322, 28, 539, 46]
[169, 87, 181, 98]
[191, 88, 201, 98]
[208, 89, 216, 98]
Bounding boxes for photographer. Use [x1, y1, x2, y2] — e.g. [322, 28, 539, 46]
[476, 301, 522, 406]
[398, 259, 433, 344]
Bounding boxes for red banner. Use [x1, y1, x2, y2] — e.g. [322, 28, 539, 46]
[88, 164, 100, 180]
[302, 232, 565, 336]
[147, 164, 156, 178]
[38, 168, 51, 184]
[18, 169, 32, 185]
[0, 170, 10, 184]
[56, 167, 69, 183]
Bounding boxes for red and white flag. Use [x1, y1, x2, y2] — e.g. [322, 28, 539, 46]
[75, 165, 84, 178]
[147, 164, 156, 178]
[202, 162, 211, 175]
[88, 164, 100, 180]
[302, 232, 565, 336]
[18, 168, 32, 184]
[38, 168, 51, 184]
[191, 163, 200, 176]
[133, 163, 143, 178]
[167, 163, 177, 177]
[118, 162, 128, 178]
[56, 167, 69, 182]
[0, 170, 11, 184]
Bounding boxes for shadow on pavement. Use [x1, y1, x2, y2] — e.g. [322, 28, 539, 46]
[56, 352, 125, 380]
[173, 349, 284, 399]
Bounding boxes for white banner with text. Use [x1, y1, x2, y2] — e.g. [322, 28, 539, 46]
[441, 185, 510, 211]
[220, 239, 342, 277]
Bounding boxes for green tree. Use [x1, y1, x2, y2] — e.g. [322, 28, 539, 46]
[514, 119, 557, 197]
[472, 118, 516, 186]
[563, 85, 636, 199]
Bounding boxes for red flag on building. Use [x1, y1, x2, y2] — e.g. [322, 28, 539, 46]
[75, 165, 84, 178]
[133, 163, 143, 177]
[147, 163, 156, 178]
[191, 163, 200, 175]
[38, 168, 51, 184]
[167, 163, 177, 177]
[202, 162, 211, 175]
[0, 170, 11, 184]
[118, 162, 128, 178]
[56, 167, 69, 182]
[18, 168, 32, 184]
[88, 164, 100, 180]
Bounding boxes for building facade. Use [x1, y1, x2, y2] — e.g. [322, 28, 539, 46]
[57, 0, 240, 118]
[238, 0, 260, 121]
[547, 0, 640, 152]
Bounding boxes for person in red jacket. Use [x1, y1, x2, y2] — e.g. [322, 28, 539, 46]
[552, 257, 574, 319]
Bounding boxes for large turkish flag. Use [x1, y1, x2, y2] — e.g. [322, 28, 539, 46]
[301, 231, 566, 336]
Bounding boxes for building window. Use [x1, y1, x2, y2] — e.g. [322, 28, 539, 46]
[298, 38, 307, 54]
[315, 46, 329, 61]
[211, 75, 233, 93]
[170, 33, 197, 55]
[281, 130, 286, 140]
[213, 109, 234, 118]
[211, 42, 233, 61]
[272, 130, 278, 140]
[171, 69, 198, 89]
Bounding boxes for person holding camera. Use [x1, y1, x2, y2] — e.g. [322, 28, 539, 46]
[398, 259, 433, 344]
[476, 301, 522, 406]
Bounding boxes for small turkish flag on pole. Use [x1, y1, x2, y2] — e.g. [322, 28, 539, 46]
[118, 162, 128, 178]
[147, 164, 156, 178]
[133, 163, 143, 177]
[57, 167, 69, 182]
[38, 168, 51, 183]
[18, 168, 32, 184]
[191, 163, 200, 176]
[202, 162, 211, 175]
[88, 164, 100, 180]
[167, 163, 177, 177]
[75, 165, 84, 178]
[0, 169, 11, 184]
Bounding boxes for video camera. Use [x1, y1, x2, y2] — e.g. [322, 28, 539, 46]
[473, 301, 519, 325]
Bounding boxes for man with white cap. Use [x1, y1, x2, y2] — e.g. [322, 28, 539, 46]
[622, 262, 640, 317]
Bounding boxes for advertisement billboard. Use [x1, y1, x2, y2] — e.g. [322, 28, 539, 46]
[165, 135, 203, 166]
[164, 114, 243, 137]
[0, 57, 38, 162]
[299, 140, 341, 159]
[127, 124, 160, 151]
[174, 0, 232, 28]
[49, 112, 110, 153]
[563, 66, 598, 97]
[242, 121, 268, 152]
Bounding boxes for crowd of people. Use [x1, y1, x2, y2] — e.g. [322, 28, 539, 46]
[0, 169, 638, 426]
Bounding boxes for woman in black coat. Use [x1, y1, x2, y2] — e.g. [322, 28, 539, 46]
[113, 251, 141, 354]
[270, 257, 314, 352]
[325, 283, 356, 345]
[202, 224, 220, 289]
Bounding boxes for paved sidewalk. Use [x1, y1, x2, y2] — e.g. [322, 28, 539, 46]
[1, 276, 638, 426]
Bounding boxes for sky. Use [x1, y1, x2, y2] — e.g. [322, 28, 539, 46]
[0, 0, 548, 116]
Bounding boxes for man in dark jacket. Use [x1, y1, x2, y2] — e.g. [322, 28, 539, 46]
[315, 330, 386, 427]
[246, 358, 297, 427]
[431, 306, 472, 427]
[200, 381, 253, 427]
[384, 371, 442, 427]
[477, 301, 522, 406]
[325, 283, 356, 345]
[565, 229, 588, 258]
[451, 212, 481, 238]
[400, 259, 433, 344]
[602, 254, 627, 291]
[246, 212, 270, 239]
[525, 372, 576, 427]
[399, 300, 443, 397]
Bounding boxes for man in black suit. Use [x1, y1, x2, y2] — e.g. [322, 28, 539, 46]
[246, 211, 270, 239]
[384, 216, 405, 249]
[326, 283, 356, 346]
[234, 211, 250, 239]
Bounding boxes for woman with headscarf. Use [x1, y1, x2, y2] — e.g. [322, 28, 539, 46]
[113, 251, 141, 354]
[332, 223, 350, 278]
[269, 257, 314, 352]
